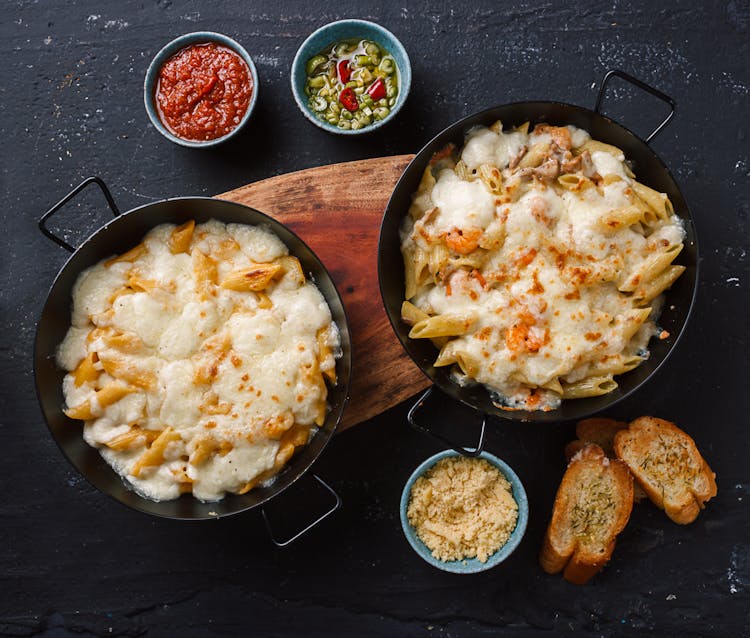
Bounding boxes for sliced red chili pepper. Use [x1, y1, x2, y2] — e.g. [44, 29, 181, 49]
[337, 59, 351, 84]
[338, 87, 359, 112]
[366, 77, 386, 101]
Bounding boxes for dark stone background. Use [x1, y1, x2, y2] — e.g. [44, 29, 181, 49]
[2, 1, 748, 636]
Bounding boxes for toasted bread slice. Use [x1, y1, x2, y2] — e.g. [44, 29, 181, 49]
[565, 418, 647, 503]
[540, 444, 634, 584]
[576, 418, 629, 455]
[614, 416, 717, 525]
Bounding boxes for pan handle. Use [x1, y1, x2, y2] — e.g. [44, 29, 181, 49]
[407, 387, 487, 457]
[39, 176, 120, 252]
[595, 69, 676, 143]
[261, 474, 341, 547]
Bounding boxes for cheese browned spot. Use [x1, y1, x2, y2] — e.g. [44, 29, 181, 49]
[57, 220, 340, 502]
[401, 123, 685, 410]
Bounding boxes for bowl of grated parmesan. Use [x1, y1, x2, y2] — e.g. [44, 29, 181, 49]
[400, 450, 528, 573]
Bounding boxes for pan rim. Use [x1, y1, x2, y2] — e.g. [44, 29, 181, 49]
[378, 99, 699, 423]
[34, 195, 352, 519]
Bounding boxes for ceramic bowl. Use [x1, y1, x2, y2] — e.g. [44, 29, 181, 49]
[144, 31, 259, 148]
[400, 450, 529, 573]
[290, 19, 411, 135]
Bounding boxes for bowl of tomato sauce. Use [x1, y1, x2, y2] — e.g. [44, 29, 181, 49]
[144, 32, 259, 148]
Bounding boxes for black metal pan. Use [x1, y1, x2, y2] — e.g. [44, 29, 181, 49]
[34, 178, 352, 533]
[378, 70, 698, 454]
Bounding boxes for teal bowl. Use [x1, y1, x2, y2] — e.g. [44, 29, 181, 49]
[144, 32, 259, 148]
[400, 450, 529, 573]
[290, 19, 411, 135]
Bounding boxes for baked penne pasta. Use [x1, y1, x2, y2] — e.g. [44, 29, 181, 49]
[561, 376, 618, 399]
[399, 121, 686, 411]
[220, 263, 282, 292]
[168, 219, 196, 254]
[56, 220, 341, 502]
[633, 265, 686, 305]
[409, 314, 477, 339]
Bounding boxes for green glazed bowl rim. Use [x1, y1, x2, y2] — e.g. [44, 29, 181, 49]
[400, 449, 529, 573]
[143, 31, 259, 148]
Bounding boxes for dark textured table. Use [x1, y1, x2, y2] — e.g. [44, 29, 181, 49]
[3, 1, 749, 636]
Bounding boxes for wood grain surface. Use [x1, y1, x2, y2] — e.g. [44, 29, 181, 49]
[218, 155, 428, 430]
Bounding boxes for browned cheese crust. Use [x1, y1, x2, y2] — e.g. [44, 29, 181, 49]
[613, 416, 717, 524]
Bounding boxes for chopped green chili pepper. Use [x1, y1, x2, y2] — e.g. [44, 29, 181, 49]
[304, 38, 400, 130]
[305, 54, 327, 75]
[311, 96, 327, 112]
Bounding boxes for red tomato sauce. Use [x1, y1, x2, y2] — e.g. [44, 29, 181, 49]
[155, 42, 253, 142]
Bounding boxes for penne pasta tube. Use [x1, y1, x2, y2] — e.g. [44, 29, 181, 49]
[633, 265, 686, 305]
[478, 163, 503, 194]
[540, 377, 564, 395]
[102, 330, 144, 354]
[314, 399, 327, 426]
[73, 352, 99, 387]
[104, 243, 147, 267]
[518, 141, 550, 168]
[402, 244, 418, 300]
[409, 314, 477, 339]
[434, 341, 458, 367]
[619, 244, 683, 292]
[557, 174, 586, 191]
[400, 300, 430, 326]
[598, 205, 647, 232]
[454, 351, 480, 377]
[618, 307, 653, 342]
[192, 249, 218, 300]
[407, 246, 431, 291]
[105, 426, 160, 451]
[454, 159, 471, 181]
[631, 181, 673, 221]
[221, 263, 283, 292]
[561, 375, 618, 399]
[190, 436, 217, 466]
[131, 426, 181, 477]
[168, 220, 195, 254]
[255, 291, 273, 309]
[98, 353, 156, 390]
[489, 119, 504, 134]
[127, 274, 162, 293]
[588, 354, 644, 377]
[575, 139, 624, 159]
[64, 382, 135, 420]
[317, 328, 337, 384]
[427, 243, 450, 282]
[409, 167, 436, 220]
[277, 255, 305, 286]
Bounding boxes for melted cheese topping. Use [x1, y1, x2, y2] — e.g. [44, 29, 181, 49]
[402, 123, 685, 411]
[57, 220, 340, 502]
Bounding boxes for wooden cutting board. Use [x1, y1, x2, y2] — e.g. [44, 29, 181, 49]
[217, 155, 429, 431]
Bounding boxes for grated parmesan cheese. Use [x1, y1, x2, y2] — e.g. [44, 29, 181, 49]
[406, 456, 518, 563]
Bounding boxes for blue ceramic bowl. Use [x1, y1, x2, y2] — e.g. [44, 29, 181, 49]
[290, 19, 411, 135]
[400, 450, 529, 573]
[144, 32, 259, 148]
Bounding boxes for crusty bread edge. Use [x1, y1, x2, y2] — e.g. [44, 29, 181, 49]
[613, 416, 717, 525]
[540, 444, 634, 584]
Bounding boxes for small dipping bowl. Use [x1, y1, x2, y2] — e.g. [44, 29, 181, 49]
[144, 32, 259, 148]
[291, 19, 411, 135]
[400, 450, 529, 573]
